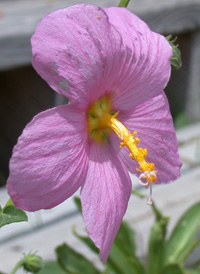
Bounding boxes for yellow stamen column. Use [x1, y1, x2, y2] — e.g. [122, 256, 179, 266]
[88, 96, 157, 200]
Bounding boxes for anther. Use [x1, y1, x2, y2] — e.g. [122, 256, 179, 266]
[150, 171, 157, 182]
[135, 137, 140, 143]
[143, 148, 147, 156]
[119, 142, 124, 149]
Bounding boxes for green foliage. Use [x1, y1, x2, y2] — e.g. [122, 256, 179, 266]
[10, 252, 43, 274]
[73, 197, 145, 274]
[166, 35, 182, 70]
[160, 264, 185, 274]
[56, 243, 100, 274]
[118, 0, 130, 7]
[73, 227, 99, 254]
[73, 196, 82, 213]
[132, 189, 147, 199]
[73, 200, 141, 273]
[162, 201, 200, 266]
[0, 198, 28, 228]
[146, 203, 169, 274]
[23, 253, 43, 273]
[185, 268, 200, 274]
[105, 221, 145, 274]
[38, 261, 66, 274]
[69, 197, 200, 274]
[11, 195, 200, 274]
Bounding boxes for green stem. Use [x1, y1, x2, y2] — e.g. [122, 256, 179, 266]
[132, 189, 147, 199]
[10, 259, 25, 274]
[118, 0, 130, 7]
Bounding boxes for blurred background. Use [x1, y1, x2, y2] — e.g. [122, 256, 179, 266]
[0, 0, 200, 273]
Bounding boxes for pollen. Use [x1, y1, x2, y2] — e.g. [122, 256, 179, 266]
[87, 96, 157, 195]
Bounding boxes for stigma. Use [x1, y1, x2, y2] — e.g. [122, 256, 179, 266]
[88, 96, 157, 203]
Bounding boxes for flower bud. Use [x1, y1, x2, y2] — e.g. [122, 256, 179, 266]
[23, 253, 43, 273]
[166, 35, 182, 70]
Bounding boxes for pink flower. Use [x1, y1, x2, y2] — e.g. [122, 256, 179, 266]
[7, 5, 182, 262]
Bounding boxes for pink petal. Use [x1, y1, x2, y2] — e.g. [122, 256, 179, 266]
[81, 142, 132, 263]
[31, 4, 126, 110]
[110, 92, 182, 184]
[7, 105, 89, 211]
[104, 7, 172, 111]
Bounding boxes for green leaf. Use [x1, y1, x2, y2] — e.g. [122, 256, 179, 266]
[0, 199, 28, 228]
[74, 197, 82, 213]
[105, 221, 145, 274]
[73, 227, 99, 254]
[56, 244, 100, 274]
[160, 264, 185, 274]
[73, 220, 144, 274]
[106, 250, 145, 274]
[38, 261, 66, 274]
[162, 201, 200, 266]
[146, 212, 169, 274]
[112, 221, 137, 255]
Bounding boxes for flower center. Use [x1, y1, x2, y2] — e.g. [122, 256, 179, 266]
[87, 96, 157, 203]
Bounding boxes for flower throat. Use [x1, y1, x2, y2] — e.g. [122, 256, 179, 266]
[88, 96, 157, 204]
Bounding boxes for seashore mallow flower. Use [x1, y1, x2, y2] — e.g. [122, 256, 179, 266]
[7, 4, 182, 262]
